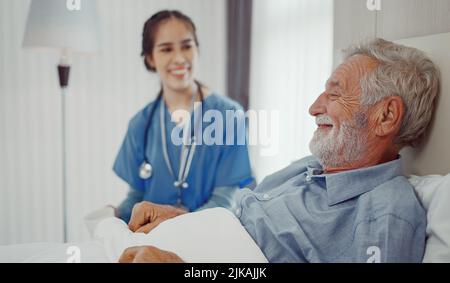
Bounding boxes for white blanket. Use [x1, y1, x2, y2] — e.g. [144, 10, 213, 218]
[0, 208, 268, 263]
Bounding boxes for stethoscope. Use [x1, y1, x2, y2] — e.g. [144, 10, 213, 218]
[138, 81, 204, 199]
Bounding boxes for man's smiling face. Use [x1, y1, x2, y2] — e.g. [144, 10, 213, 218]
[308, 55, 380, 169]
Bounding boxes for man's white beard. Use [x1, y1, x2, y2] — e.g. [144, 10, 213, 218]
[309, 113, 368, 168]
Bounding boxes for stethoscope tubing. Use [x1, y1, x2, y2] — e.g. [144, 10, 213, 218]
[140, 81, 204, 188]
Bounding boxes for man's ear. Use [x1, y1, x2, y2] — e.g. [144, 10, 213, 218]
[145, 55, 155, 69]
[373, 96, 404, 137]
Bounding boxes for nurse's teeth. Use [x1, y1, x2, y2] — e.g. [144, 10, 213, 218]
[171, 69, 187, 75]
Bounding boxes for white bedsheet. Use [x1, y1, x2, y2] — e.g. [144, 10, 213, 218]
[0, 208, 268, 263]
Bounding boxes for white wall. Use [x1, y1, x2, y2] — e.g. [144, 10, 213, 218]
[333, 0, 450, 67]
[249, 0, 334, 182]
[0, 0, 226, 244]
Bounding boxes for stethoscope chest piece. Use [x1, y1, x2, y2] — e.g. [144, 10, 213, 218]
[139, 161, 153, 179]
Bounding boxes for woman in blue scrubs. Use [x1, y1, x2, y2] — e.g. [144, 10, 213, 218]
[113, 10, 253, 222]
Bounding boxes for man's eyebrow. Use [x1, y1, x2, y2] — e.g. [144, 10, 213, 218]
[325, 79, 341, 89]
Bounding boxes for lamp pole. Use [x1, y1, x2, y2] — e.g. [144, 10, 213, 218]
[58, 50, 71, 243]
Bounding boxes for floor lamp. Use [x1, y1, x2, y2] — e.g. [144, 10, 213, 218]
[22, 0, 100, 242]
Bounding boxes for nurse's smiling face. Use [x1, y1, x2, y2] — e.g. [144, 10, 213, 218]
[308, 55, 380, 170]
[146, 19, 199, 93]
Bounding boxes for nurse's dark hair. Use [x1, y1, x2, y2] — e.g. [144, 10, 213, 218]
[141, 10, 199, 72]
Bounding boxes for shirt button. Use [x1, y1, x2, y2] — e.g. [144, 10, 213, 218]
[235, 208, 241, 216]
[262, 193, 270, 200]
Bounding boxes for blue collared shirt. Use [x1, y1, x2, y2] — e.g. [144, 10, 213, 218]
[235, 156, 426, 262]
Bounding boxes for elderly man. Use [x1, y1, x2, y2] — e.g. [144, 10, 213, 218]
[119, 38, 440, 263]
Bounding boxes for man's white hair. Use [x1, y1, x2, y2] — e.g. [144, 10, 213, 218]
[343, 38, 441, 147]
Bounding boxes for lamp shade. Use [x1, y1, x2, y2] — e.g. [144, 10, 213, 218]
[23, 0, 100, 53]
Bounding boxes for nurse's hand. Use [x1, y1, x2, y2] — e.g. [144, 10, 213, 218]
[128, 201, 187, 233]
[118, 246, 184, 263]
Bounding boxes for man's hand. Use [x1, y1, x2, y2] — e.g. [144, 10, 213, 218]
[118, 246, 184, 263]
[128, 201, 187, 233]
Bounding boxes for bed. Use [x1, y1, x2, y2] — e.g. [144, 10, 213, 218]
[0, 208, 268, 263]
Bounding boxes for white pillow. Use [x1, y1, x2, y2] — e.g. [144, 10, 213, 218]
[408, 174, 450, 262]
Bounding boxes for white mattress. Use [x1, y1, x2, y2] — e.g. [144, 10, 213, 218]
[0, 207, 268, 263]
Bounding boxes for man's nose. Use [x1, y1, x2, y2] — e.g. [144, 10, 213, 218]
[309, 92, 327, 116]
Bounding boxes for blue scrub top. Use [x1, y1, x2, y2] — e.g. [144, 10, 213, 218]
[113, 93, 253, 211]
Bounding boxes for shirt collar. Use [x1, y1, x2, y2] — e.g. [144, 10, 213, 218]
[307, 156, 404, 206]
